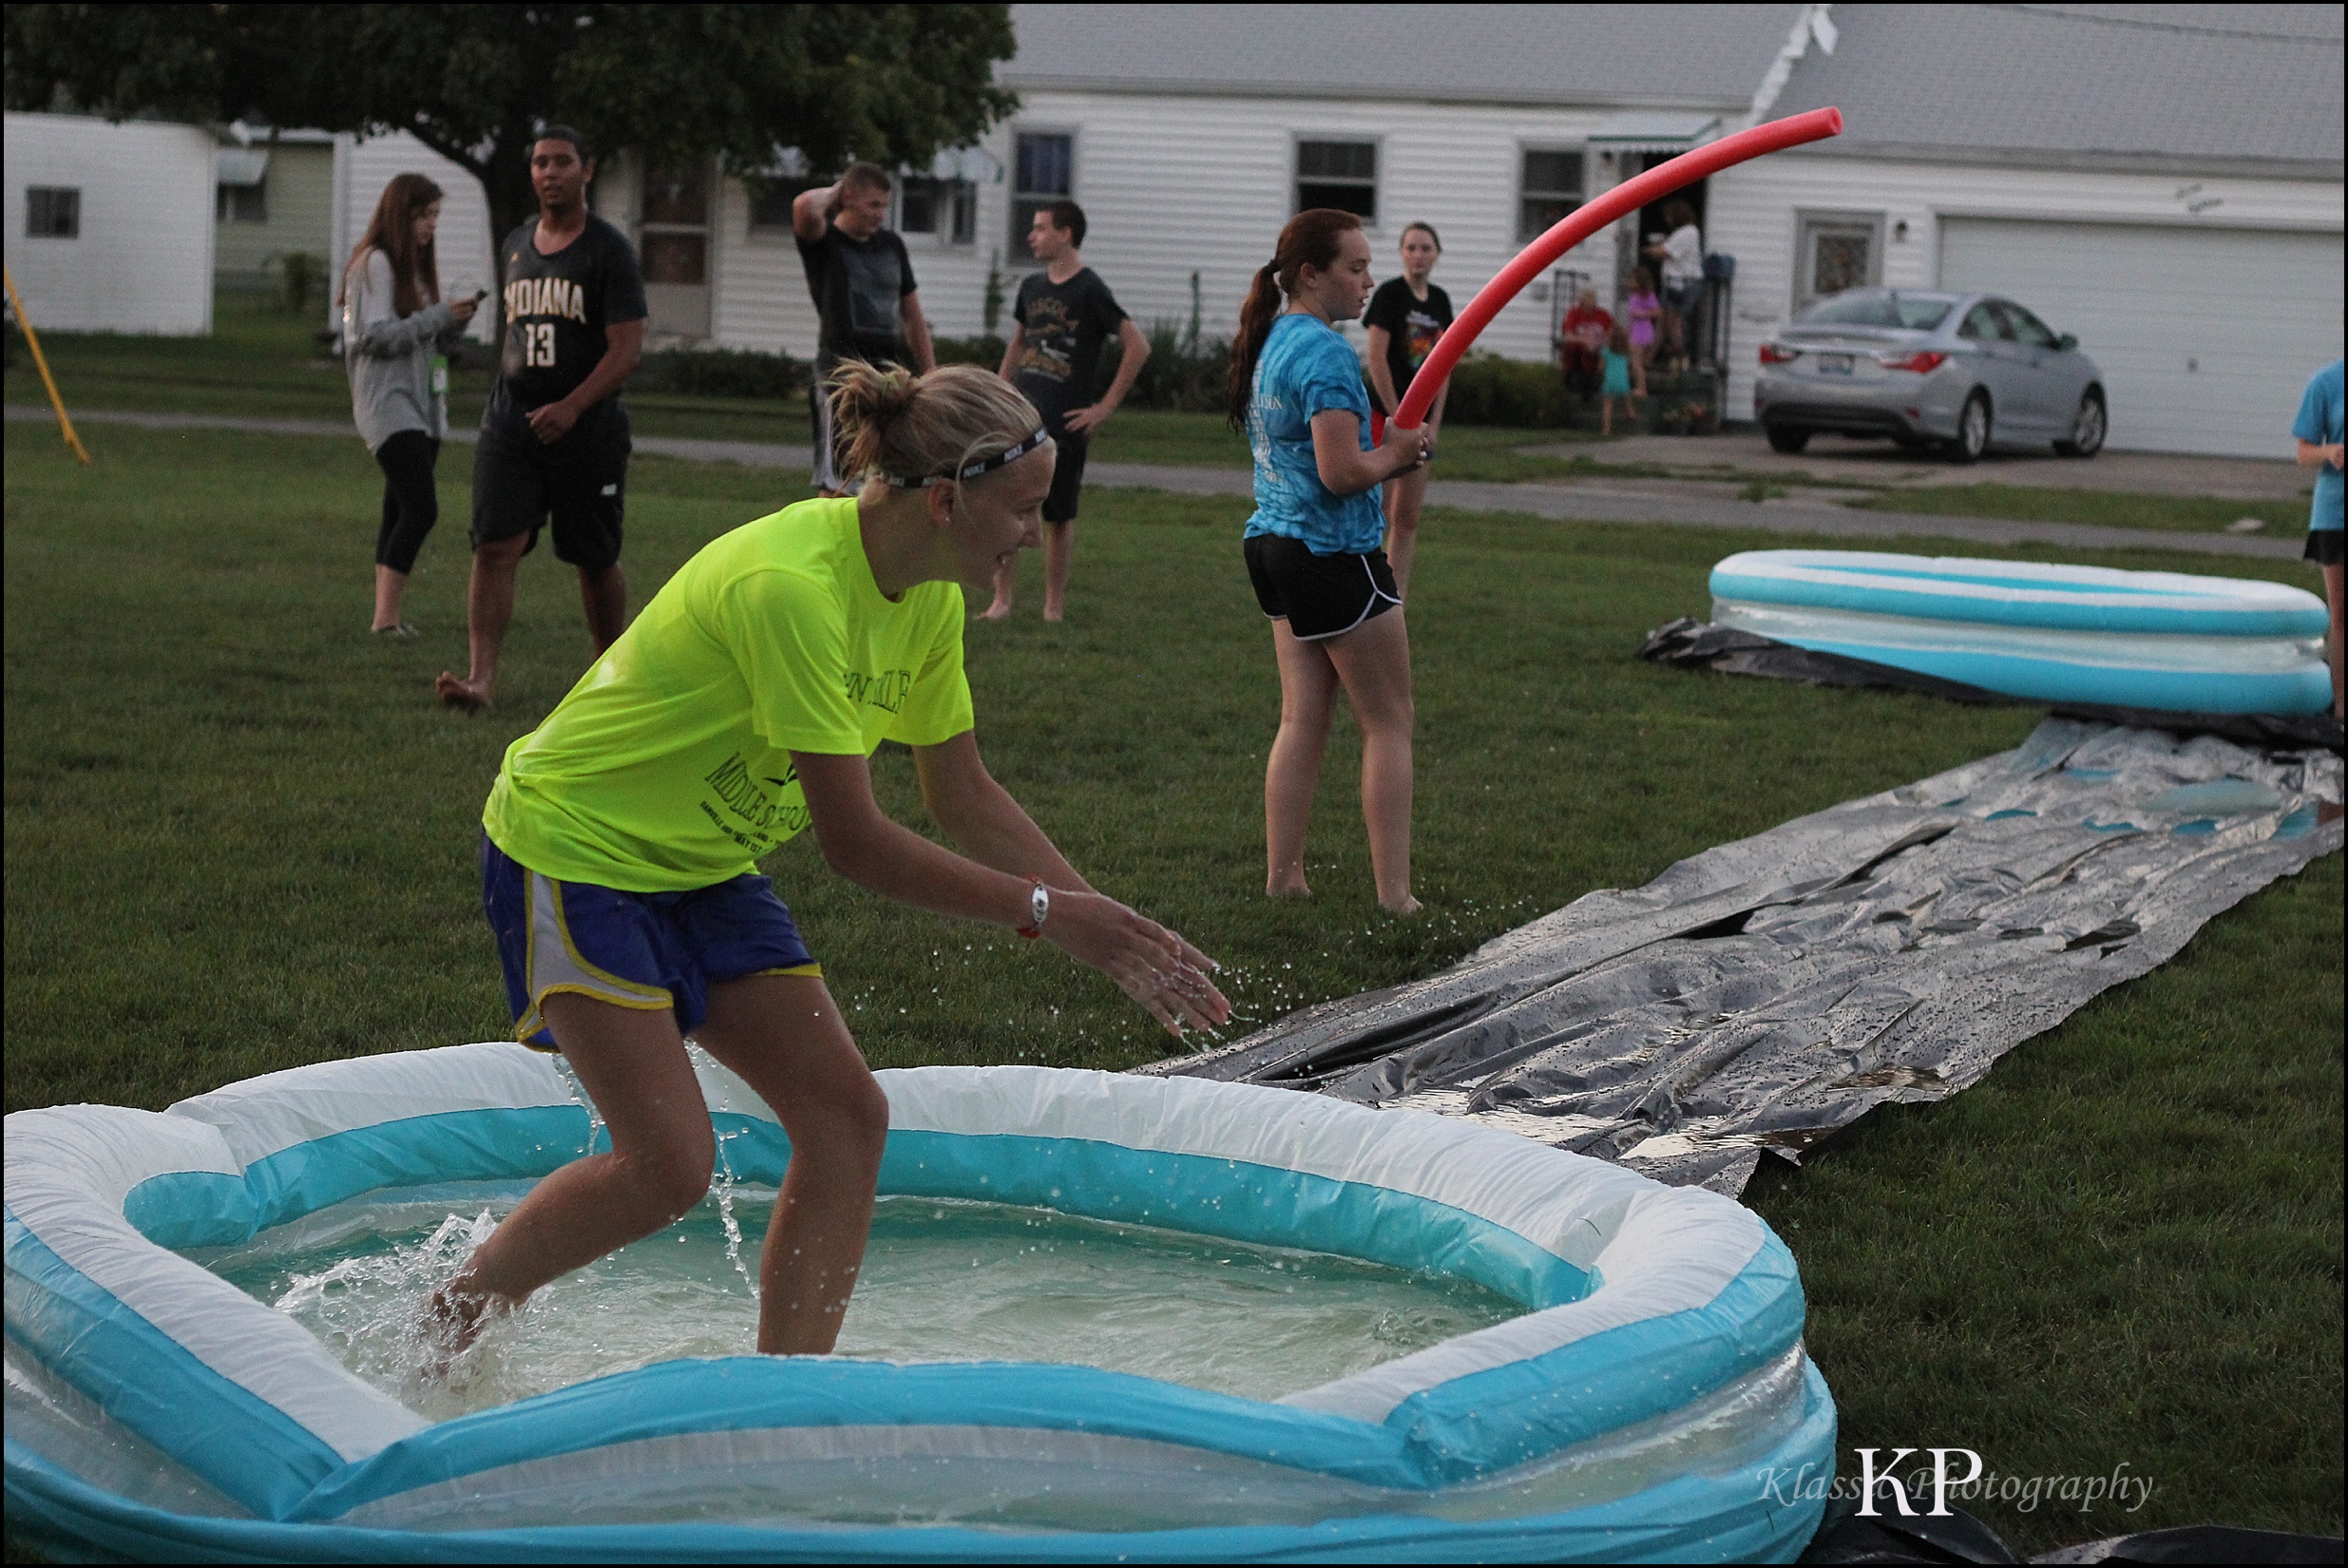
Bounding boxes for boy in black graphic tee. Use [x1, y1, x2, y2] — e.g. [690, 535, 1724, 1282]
[983, 200, 1150, 621]
[443, 126, 646, 712]
[792, 163, 936, 494]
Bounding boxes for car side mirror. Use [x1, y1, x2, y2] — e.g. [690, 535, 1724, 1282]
[2057, 333, 2078, 353]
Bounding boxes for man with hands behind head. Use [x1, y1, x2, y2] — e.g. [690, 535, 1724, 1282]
[793, 163, 937, 496]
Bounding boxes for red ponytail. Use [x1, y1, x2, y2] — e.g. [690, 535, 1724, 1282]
[1225, 208, 1363, 431]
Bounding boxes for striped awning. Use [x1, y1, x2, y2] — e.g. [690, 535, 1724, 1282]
[1588, 112, 1722, 154]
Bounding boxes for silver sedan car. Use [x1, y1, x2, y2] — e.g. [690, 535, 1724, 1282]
[1753, 288, 2107, 463]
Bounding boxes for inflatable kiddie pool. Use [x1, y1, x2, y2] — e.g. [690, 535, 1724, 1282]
[7, 1044, 1835, 1561]
[1710, 550, 2334, 715]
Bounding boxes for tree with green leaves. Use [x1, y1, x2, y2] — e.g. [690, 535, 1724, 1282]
[5, 4, 1017, 264]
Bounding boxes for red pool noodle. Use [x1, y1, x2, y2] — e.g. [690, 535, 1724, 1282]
[1392, 106, 1843, 430]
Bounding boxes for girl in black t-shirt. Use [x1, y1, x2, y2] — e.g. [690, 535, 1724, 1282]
[1362, 223, 1453, 597]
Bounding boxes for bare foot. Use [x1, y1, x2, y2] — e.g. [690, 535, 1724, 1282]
[1042, 603, 1065, 623]
[1267, 878, 1312, 899]
[1380, 894, 1424, 917]
[980, 599, 1014, 621]
[435, 671, 491, 711]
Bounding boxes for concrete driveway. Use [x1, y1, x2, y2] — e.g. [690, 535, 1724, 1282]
[1531, 428, 2313, 502]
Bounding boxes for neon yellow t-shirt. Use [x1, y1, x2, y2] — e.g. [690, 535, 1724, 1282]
[483, 497, 974, 890]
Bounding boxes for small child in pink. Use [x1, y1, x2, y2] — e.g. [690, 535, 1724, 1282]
[1624, 266, 1661, 396]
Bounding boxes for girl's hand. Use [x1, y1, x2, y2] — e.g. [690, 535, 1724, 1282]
[1043, 889, 1231, 1036]
[449, 296, 479, 325]
[1381, 420, 1430, 477]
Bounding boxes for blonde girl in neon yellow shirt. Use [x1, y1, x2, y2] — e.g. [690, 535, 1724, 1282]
[436, 363, 1231, 1359]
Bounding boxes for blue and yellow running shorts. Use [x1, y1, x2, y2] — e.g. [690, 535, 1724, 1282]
[480, 832, 820, 1048]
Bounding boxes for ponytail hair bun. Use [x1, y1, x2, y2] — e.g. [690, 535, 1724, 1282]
[1224, 208, 1363, 431]
[828, 361, 1046, 499]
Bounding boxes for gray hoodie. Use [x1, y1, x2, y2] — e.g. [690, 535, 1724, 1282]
[341, 249, 468, 450]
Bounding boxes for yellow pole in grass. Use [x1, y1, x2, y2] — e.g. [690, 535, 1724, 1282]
[4, 265, 93, 465]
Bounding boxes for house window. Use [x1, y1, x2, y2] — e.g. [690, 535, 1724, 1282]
[1011, 131, 1074, 258]
[1518, 149, 1582, 242]
[639, 162, 709, 285]
[1795, 211, 1883, 308]
[1296, 140, 1376, 220]
[26, 186, 80, 239]
[217, 182, 268, 224]
[899, 177, 976, 245]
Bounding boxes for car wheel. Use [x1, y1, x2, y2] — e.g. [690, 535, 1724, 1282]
[1947, 392, 1990, 465]
[1766, 426, 1811, 454]
[2053, 391, 2106, 458]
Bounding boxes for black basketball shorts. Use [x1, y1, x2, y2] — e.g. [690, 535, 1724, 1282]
[1042, 430, 1089, 525]
[1244, 533, 1403, 641]
[470, 407, 630, 572]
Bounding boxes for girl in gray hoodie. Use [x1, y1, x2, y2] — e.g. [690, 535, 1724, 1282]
[340, 173, 478, 635]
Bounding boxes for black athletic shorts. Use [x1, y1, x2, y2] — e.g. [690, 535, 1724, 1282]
[470, 403, 630, 571]
[1245, 533, 1402, 641]
[1043, 430, 1088, 525]
[2306, 529, 2344, 566]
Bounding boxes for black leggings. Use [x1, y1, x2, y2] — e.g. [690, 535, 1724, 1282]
[373, 430, 441, 574]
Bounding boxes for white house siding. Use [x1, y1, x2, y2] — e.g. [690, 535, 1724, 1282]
[1707, 151, 2344, 456]
[707, 89, 1662, 366]
[327, 131, 497, 343]
[214, 141, 335, 292]
[4, 112, 215, 335]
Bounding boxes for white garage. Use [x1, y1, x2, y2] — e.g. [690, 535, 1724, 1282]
[3, 111, 216, 335]
[1709, 3, 2343, 461]
[1938, 218, 2345, 459]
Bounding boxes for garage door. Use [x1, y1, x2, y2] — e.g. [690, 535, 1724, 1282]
[1939, 219, 2343, 458]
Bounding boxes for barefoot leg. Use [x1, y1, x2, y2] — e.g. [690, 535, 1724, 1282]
[432, 992, 712, 1355]
[695, 974, 888, 1355]
[438, 535, 525, 708]
[1266, 621, 1339, 897]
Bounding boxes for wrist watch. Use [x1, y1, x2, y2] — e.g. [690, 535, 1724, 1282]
[1017, 879, 1050, 939]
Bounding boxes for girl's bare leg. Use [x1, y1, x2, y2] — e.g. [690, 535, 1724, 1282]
[1324, 609, 1417, 913]
[1041, 520, 1075, 621]
[1382, 468, 1428, 600]
[2324, 559, 2344, 719]
[435, 993, 714, 1348]
[373, 565, 409, 632]
[983, 555, 1016, 620]
[694, 973, 889, 1355]
[1266, 621, 1340, 896]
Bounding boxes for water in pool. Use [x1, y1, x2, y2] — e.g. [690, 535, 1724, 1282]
[201, 1186, 1522, 1421]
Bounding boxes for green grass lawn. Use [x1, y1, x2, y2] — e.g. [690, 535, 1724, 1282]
[6, 373, 2340, 1552]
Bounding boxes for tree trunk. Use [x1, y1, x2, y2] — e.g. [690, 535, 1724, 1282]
[473, 122, 541, 359]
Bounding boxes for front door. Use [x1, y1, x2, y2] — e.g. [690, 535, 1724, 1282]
[640, 161, 711, 341]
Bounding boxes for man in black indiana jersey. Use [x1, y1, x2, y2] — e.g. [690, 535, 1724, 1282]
[438, 125, 647, 712]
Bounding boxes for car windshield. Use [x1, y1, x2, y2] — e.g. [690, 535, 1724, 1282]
[1797, 293, 1954, 331]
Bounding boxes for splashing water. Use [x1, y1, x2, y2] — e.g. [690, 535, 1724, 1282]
[199, 1188, 1521, 1421]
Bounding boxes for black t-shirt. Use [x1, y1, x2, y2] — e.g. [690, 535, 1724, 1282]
[796, 224, 918, 366]
[1010, 267, 1129, 433]
[487, 216, 647, 436]
[1363, 278, 1455, 414]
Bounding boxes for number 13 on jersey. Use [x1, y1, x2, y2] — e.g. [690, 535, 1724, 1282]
[525, 322, 558, 368]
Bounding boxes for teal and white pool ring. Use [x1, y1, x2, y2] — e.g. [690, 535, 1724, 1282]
[7, 1043, 1835, 1562]
[1710, 550, 2333, 713]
